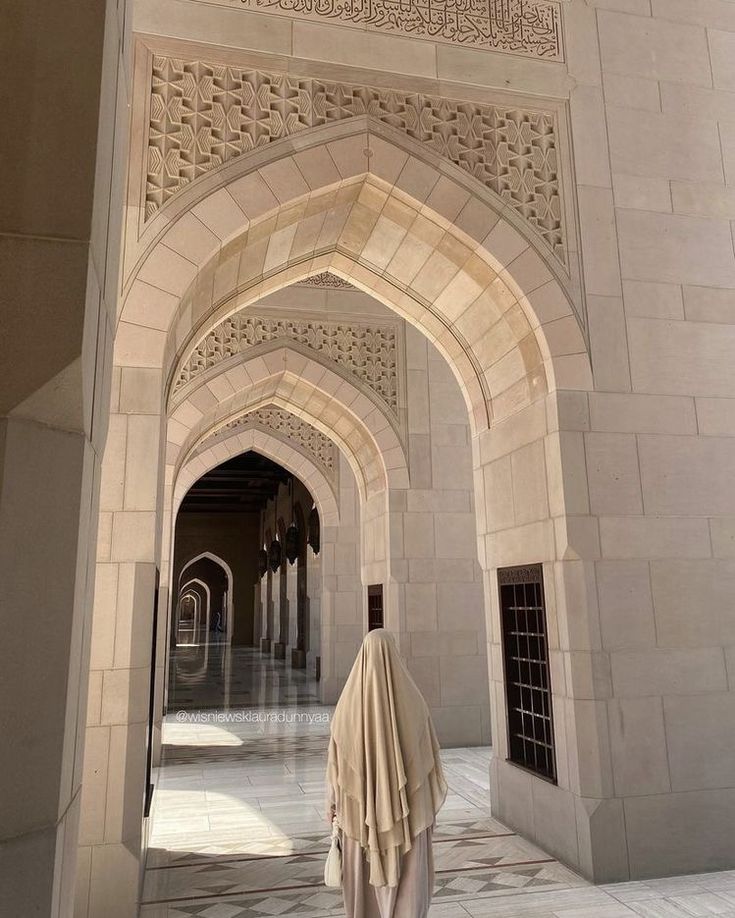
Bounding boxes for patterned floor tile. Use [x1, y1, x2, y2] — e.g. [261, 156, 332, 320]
[142, 647, 734, 918]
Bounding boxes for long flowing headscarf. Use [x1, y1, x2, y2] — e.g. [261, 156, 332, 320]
[326, 629, 447, 887]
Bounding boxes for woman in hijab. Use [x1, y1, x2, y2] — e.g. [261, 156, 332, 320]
[326, 628, 447, 918]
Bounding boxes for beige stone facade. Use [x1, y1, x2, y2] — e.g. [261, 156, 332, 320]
[2, 0, 735, 914]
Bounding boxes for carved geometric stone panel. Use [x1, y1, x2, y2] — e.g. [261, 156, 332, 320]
[174, 312, 399, 418]
[200, 405, 338, 483]
[146, 57, 565, 263]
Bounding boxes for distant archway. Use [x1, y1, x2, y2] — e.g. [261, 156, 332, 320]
[178, 577, 211, 639]
[178, 552, 234, 643]
[176, 590, 202, 645]
[175, 424, 340, 527]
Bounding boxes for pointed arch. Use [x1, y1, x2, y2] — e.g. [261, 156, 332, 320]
[119, 132, 591, 436]
[177, 577, 211, 637]
[166, 346, 409, 502]
[177, 590, 203, 645]
[178, 551, 234, 642]
[175, 425, 340, 527]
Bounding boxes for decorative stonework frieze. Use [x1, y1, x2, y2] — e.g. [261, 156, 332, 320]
[202, 405, 337, 479]
[297, 272, 355, 289]
[237, 0, 563, 61]
[146, 58, 564, 262]
[174, 312, 399, 416]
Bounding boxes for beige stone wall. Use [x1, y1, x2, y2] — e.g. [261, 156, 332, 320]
[564, 0, 735, 880]
[476, 391, 601, 873]
[35, 0, 733, 910]
[79, 362, 163, 918]
[320, 453, 364, 700]
[0, 2, 131, 916]
[391, 328, 490, 746]
[125, 0, 735, 881]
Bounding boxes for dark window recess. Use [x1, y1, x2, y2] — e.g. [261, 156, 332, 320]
[498, 564, 556, 782]
[367, 584, 384, 631]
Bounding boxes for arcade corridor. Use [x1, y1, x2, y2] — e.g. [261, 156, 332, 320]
[141, 651, 735, 917]
[7, 0, 735, 913]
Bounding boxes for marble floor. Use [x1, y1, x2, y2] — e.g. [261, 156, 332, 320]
[142, 647, 735, 917]
[168, 641, 321, 713]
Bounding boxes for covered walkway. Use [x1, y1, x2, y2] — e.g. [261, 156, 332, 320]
[140, 652, 735, 918]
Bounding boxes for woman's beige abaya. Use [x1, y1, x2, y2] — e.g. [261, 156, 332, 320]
[326, 629, 447, 918]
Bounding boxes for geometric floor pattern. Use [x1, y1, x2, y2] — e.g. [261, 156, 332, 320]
[142, 648, 735, 917]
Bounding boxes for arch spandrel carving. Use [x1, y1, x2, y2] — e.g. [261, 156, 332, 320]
[196, 404, 338, 484]
[125, 126, 592, 436]
[175, 427, 341, 527]
[172, 311, 401, 425]
[168, 355, 411, 502]
[296, 272, 354, 290]
[145, 57, 566, 265]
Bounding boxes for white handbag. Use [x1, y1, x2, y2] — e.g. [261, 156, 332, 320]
[324, 816, 342, 887]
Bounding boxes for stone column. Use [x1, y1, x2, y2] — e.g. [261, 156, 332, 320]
[273, 551, 288, 660]
[0, 3, 129, 916]
[473, 390, 623, 882]
[388, 329, 491, 748]
[320, 454, 362, 703]
[76, 372, 164, 916]
[262, 568, 273, 653]
[252, 581, 263, 647]
[307, 548, 322, 677]
[287, 558, 300, 666]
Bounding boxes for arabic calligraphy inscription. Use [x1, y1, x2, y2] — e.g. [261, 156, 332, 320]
[238, 0, 563, 61]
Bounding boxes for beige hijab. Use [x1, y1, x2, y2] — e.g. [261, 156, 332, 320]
[327, 629, 447, 887]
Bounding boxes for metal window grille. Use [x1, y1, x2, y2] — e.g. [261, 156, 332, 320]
[498, 564, 556, 782]
[367, 584, 384, 631]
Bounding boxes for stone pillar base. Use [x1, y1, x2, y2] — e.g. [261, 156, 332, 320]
[260, 638, 271, 653]
[291, 648, 306, 668]
[490, 755, 630, 884]
[273, 642, 286, 659]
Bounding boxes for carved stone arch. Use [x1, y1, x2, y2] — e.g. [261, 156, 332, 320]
[177, 577, 211, 635]
[180, 576, 210, 599]
[178, 590, 201, 627]
[176, 585, 205, 648]
[131, 57, 574, 281]
[173, 583, 216, 678]
[166, 348, 409, 502]
[178, 550, 234, 591]
[178, 551, 235, 642]
[169, 317, 404, 439]
[175, 426, 340, 527]
[121, 137, 591, 434]
[198, 405, 338, 489]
